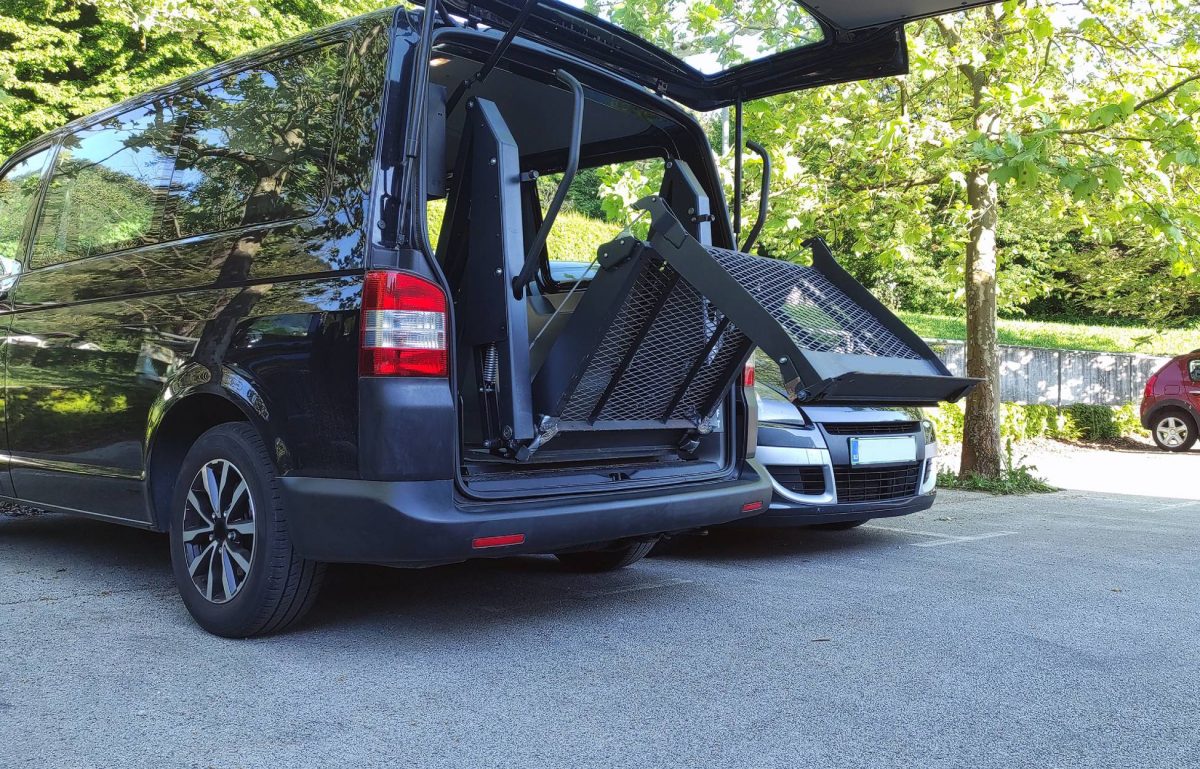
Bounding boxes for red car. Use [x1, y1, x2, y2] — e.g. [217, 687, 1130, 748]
[1141, 352, 1200, 451]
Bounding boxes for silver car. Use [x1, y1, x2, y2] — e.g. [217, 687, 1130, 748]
[747, 380, 938, 529]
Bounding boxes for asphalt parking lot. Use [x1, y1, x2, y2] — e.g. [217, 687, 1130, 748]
[2, 488, 1198, 769]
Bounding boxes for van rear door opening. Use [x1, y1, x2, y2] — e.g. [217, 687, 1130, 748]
[421, 33, 975, 498]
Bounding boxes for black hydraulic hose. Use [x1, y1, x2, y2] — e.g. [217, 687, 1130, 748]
[741, 140, 771, 253]
[513, 69, 584, 298]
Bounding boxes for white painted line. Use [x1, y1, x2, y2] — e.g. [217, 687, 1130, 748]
[581, 578, 694, 598]
[862, 523, 1016, 548]
[1149, 500, 1200, 512]
[1045, 509, 1179, 524]
[861, 523, 959, 540]
[911, 531, 1017, 548]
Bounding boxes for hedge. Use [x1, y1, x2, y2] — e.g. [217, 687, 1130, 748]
[924, 401, 1147, 445]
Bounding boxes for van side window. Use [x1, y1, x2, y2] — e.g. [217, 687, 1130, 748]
[1189, 359, 1200, 382]
[0, 149, 51, 269]
[166, 44, 345, 239]
[31, 102, 177, 268]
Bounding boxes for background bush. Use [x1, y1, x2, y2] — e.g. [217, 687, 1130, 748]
[926, 401, 1145, 445]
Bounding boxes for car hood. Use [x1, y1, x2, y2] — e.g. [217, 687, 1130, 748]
[756, 387, 914, 427]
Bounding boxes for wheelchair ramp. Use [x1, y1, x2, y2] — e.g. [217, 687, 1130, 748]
[532, 196, 977, 441]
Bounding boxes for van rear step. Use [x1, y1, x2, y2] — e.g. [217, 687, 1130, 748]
[533, 195, 976, 441]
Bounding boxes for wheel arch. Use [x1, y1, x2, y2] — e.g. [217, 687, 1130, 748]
[145, 364, 295, 532]
[1144, 399, 1200, 430]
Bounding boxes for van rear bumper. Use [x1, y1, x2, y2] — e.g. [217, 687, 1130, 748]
[280, 463, 771, 566]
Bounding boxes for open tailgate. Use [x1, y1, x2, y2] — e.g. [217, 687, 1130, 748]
[438, 0, 1002, 110]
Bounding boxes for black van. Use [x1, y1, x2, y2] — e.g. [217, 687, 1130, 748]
[0, 0, 985, 636]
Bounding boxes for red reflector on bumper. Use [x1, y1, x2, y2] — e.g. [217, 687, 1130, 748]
[741, 501, 764, 513]
[472, 534, 526, 549]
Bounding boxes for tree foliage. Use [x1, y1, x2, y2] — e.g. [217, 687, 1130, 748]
[0, 0, 382, 156]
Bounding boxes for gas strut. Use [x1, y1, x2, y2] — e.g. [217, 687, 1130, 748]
[445, 0, 541, 115]
[741, 140, 771, 253]
[512, 68, 584, 298]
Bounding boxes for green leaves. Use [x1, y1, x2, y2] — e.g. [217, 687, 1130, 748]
[0, 0, 382, 158]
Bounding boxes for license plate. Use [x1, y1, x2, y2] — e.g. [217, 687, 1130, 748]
[849, 436, 916, 466]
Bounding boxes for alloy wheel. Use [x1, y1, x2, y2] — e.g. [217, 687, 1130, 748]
[1156, 416, 1189, 448]
[180, 459, 256, 604]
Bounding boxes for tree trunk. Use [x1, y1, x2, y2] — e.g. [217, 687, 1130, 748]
[959, 165, 1002, 478]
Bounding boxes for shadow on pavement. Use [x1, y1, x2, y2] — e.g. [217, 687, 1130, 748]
[1, 511, 899, 635]
[651, 523, 896, 563]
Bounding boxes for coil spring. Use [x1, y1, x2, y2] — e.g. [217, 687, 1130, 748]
[481, 343, 499, 386]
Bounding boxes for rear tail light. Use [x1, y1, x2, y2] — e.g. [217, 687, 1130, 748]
[742, 357, 755, 387]
[360, 270, 449, 377]
[1144, 371, 1159, 400]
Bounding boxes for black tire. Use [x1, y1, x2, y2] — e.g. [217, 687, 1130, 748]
[1151, 410, 1197, 452]
[168, 423, 325, 637]
[814, 519, 869, 531]
[555, 539, 657, 572]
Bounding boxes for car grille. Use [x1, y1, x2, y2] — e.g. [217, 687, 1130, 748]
[834, 463, 920, 502]
[823, 421, 920, 436]
[765, 465, 826, 495]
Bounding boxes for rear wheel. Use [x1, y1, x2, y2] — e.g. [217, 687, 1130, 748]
[168, 423, 325, 637]
[1152, 410, 1197, 452]
[814, 519, 868, 531]
[555, 539, 657, 572]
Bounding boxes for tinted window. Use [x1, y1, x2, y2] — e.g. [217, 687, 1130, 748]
[167, 44, 345, 239]
[1189, 359, 1200, 382]
[0, 149, 50, 264]
[32, 102, 177, 267]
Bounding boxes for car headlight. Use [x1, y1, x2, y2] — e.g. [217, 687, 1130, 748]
[921, 419, 936, 445]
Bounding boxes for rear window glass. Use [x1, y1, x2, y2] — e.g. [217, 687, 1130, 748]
[569, 0, 824, 74]
[165, 43, 346, 239]
[1189, 359, 1200, 382]
[32, 102, 177, 267]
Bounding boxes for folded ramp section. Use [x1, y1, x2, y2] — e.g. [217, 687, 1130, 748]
[532, 239, 752, 433]
[530, 195, 976, 451]
[634, 195, 978, 406]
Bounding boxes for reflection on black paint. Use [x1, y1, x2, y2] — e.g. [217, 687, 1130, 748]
[3, 17, 391, 516]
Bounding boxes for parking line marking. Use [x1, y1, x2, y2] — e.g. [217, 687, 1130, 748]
[581, 579, 694, 598]
[862, 524, 1016, 548]
[862, 524, 959, 540]
[911, 531, 1017, 547]
[1149, 500, 1200, 512]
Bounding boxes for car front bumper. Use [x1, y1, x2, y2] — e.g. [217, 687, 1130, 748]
[742, 439, 938, 527]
